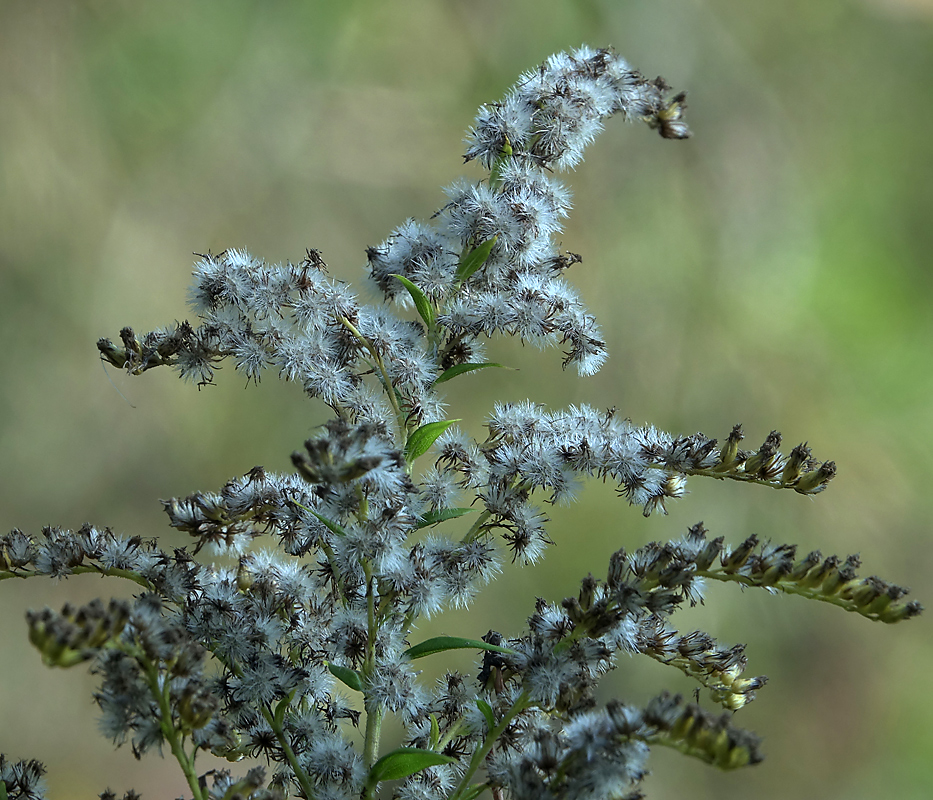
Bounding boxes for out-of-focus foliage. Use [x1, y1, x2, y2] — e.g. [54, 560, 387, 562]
[1, 1, 930, 798]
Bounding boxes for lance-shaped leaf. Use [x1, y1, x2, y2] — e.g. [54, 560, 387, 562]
[392, 274, 435, 328]
[405, 420, 460, 462]
[292, 501, 348, 538]
[475, 698, 496, 732]
[458, 785, 489, 800]
[414, 507, 477, 529]
[366, 747, 456, 789]
[433, 362, 507, 386]
[273, 690, 297, 728]
[456, 236, 498, 285]
[327, 662, 363, 692]
[405, 635, 514, 660]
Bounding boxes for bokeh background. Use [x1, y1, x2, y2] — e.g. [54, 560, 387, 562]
[1, 1, 931, 798]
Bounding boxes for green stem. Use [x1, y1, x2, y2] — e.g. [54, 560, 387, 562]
[338, 316, 407, 439]
[138, 653, 205, 800]
[360, 559, 385, 768]
[488, 137, 513, 190]
[362, 704, 386, 773]
[460, 509, 492, 544]
[261, 704, 318, 800]
[437, 718, 467, 753]
[1, 564, 152, 589]
[678, 465, 807, 491]
[459, 475, 533, 546]
[696, 567, 889, 619]
[449, 692, 530, 800]
[355, 483, 369, 523]
[436, 331, 464, 367]
[364, 562, 377, 650]
[318, 538, 349, 606]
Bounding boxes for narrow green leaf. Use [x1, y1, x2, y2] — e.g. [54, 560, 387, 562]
[327, 662, 363, 693]
[429, 714, 441, 750]
[460, 784, 489, 800]
[414, 507, 477, 529]
[405, 419, 460, 462]
[367, 747, 456, 785]
[433, 362, 507, 386]
[292, 501, 348, 538]
[391, 274, 435, 328]
[456, 236, 498, 284]
[405, 636, 514, 660]
[475, 698, 495, 731]
[272, 690, 296, 728]
[489, 138, 514, 189]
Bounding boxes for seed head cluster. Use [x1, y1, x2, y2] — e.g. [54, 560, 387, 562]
[2, 47, 920, 800]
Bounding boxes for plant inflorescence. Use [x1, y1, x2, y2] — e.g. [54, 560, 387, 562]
[1, 46, 920, 800]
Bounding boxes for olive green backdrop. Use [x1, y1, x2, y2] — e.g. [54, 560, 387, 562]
[1, 1, 930, 798]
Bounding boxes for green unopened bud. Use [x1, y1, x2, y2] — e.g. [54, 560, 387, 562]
[291, 450, 322, 483]
[800, 555, 839, 589]
[211, 730, 246, 762]
[841, 579, 882, 608]
[606, 547, 628, 588]
[81, 602, 130, 649]
[863, 584, 902, 617]
[652, 695, 762, 769]
[27, 608, 86, 668]
[821, 555, 858, 596]
[578, 574, 597, 611]
[722, 536, 758, 572]
[743, 431, 782, 479]
[337, 456, 383, 482]
[561, 596, 584, 624]
[780, 442, 812, 486]
[716, 424, 744, 471]
[178, 689, 218, 732]
[788, 550, 822, 582]
[695, 536, 724, 571]
[236, 558, 254, 592]
[878, 600, 923, 623]
[715, 690, 751, 711]
[96, 337, 128, 369]
[118, 326, 140, 355]
[27, 600, 129, 668]
[760, 561, 791, 586]
[654, 91, 693, 139]
[794, 461, 837, 494]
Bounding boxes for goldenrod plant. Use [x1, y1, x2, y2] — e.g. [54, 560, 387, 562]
[0, 47, 920, 800]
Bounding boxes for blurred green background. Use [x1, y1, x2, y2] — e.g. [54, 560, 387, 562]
[1, 1, 931, 797]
